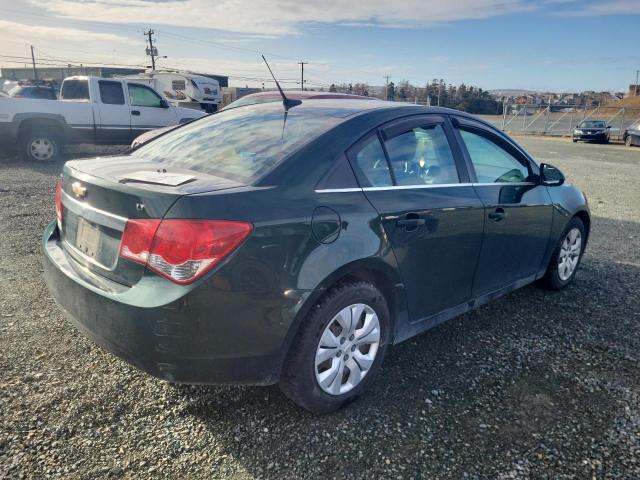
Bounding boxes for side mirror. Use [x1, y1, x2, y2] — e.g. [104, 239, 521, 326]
[606, 125, 611, 129]
[160, 99, 170, 109]
[540, 163, 565, 186]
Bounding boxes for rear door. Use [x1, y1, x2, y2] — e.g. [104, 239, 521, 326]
[96, 80, 131, 144]
[451, 117, 553, 295]
[347, 115, 485, 322]
[126, 82, 177, 139]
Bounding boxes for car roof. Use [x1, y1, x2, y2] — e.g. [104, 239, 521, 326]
[241, 90, 375, 101]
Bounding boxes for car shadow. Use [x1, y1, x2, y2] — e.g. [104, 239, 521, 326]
[168, 216, 640, 478]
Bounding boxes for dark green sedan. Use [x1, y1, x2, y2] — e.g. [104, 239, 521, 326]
[43, 99, 590, 413]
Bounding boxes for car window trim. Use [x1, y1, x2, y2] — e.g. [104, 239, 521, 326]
[345, 131, 394, 188]
[379, 114, 470, 185]
[451, 116, 538, 183]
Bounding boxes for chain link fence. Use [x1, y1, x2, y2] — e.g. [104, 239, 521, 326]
[478, 103, 640, 140]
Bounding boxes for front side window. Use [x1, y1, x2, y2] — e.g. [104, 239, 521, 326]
[99, 81, 125, 105]
[459, 128, 531, 183]
[131, 102, 350, 183]
[128, 84, 163, 108]
[384, 124, 459, 186]
[350, 135, 393, 187]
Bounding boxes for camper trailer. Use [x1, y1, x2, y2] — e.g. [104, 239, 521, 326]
[122, 71, 222, 113]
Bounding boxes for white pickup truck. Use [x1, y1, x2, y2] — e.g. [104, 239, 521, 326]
[0, 76, 207, 162]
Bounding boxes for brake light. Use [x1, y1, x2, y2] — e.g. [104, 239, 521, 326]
[55, 178, 63, 227]
[119, 219, 252, 285]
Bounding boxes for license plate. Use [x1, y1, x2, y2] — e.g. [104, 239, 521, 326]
[76, 218, 101, 259]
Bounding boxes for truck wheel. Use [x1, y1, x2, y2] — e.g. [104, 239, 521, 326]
[19, 128, 62, 163]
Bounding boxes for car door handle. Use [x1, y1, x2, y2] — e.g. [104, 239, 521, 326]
[396, 217, 426, 229]
[131, 110, 141, 116]
[488, 208, 506, 222]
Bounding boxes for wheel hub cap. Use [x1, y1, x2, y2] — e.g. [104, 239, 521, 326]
[314, 303, 380, 396]
[558, 227, 582, 281]
[30, 138, 54, 161]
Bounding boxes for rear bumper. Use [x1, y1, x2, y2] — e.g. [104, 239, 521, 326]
[42, 222, 309, 385]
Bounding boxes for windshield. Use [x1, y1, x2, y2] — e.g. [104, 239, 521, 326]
[579, 121, 606, 128]
[131, 102, 356, 183]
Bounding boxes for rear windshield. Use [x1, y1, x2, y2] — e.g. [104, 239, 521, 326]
[61, 80, 89, 101]
[131, 102, 355, 183]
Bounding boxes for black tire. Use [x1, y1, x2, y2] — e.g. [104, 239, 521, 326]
[540, 217, 586, 290]
[626, 135, 633, 147]
[280, 281, 391, 414]
[18, 127, 62, 163]
[572, 138, 578, 143]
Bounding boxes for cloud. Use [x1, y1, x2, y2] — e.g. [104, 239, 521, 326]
[0, 19, 133, 45]
[31, 0, 535, 35]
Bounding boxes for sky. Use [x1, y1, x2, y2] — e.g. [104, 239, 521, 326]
[0, 0, 638, 93]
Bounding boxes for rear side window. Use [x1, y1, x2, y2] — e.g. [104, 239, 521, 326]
[349, 135, 393, 187]
[99, 81, 125, 105]
[384, 124, 459, 186]
[131, 103, 349, 183]
[459, 128, 531, 183]
[128, 84, 163, 108]
[60, 80, 89, 100]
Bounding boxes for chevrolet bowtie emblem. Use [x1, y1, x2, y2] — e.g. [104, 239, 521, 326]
[71, 182, 87, 198]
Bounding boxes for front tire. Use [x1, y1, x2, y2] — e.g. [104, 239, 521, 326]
[540, 217, 586, 290]
[19, 127, 61, 163]
[280, 281, 390, 414]
[626, 135, 634, 147]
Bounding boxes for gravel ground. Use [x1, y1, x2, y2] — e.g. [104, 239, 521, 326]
[1, 138, 639, 479]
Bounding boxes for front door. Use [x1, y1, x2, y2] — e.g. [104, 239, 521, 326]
[346, 116, 485, 322]
[126, 83, 177, 141]
[452, 117, 553, 296]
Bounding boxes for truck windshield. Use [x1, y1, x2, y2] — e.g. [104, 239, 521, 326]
[131, 102, 357, 183]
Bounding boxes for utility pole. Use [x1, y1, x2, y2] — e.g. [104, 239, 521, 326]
[298, 61, 308, 90]
[144, 30, 157, 70]
[30, 45, 37, 82]
[383, 75, 390, 100]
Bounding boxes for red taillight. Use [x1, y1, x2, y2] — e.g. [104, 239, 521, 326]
[55, 178, 63, 227]
[119, 219, 252, 285]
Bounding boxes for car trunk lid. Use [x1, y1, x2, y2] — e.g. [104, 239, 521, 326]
[59, 156, 244, 286]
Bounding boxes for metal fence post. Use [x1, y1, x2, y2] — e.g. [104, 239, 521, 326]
[620, 108, 626, 141]
[522, 106, 527, 130]
[569, 110, 574, 135]
[502, 98, 507, 130]
[543, 104, 550, 133]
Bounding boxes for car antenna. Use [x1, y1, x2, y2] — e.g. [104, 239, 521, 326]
[261, 55, 301, 111]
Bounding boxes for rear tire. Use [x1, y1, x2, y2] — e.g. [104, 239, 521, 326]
[626, 136, 633, 147]
[280, 281, 390, 414]
[572, 138, 578, 143]
[19, 127, 62, 163]
[540, 217, 586, 290]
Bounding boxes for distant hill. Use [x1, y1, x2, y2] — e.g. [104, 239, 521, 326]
[606, 96, 640, 107]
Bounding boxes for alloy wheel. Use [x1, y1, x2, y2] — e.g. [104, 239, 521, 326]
[314, 303, 380, 396]
[558, 227, 582, 281]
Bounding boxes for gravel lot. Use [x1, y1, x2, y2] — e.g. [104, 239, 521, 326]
[1, 137, 639, 479]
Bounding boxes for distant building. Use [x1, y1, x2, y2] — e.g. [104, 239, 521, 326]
[628, 84, 640, 97]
